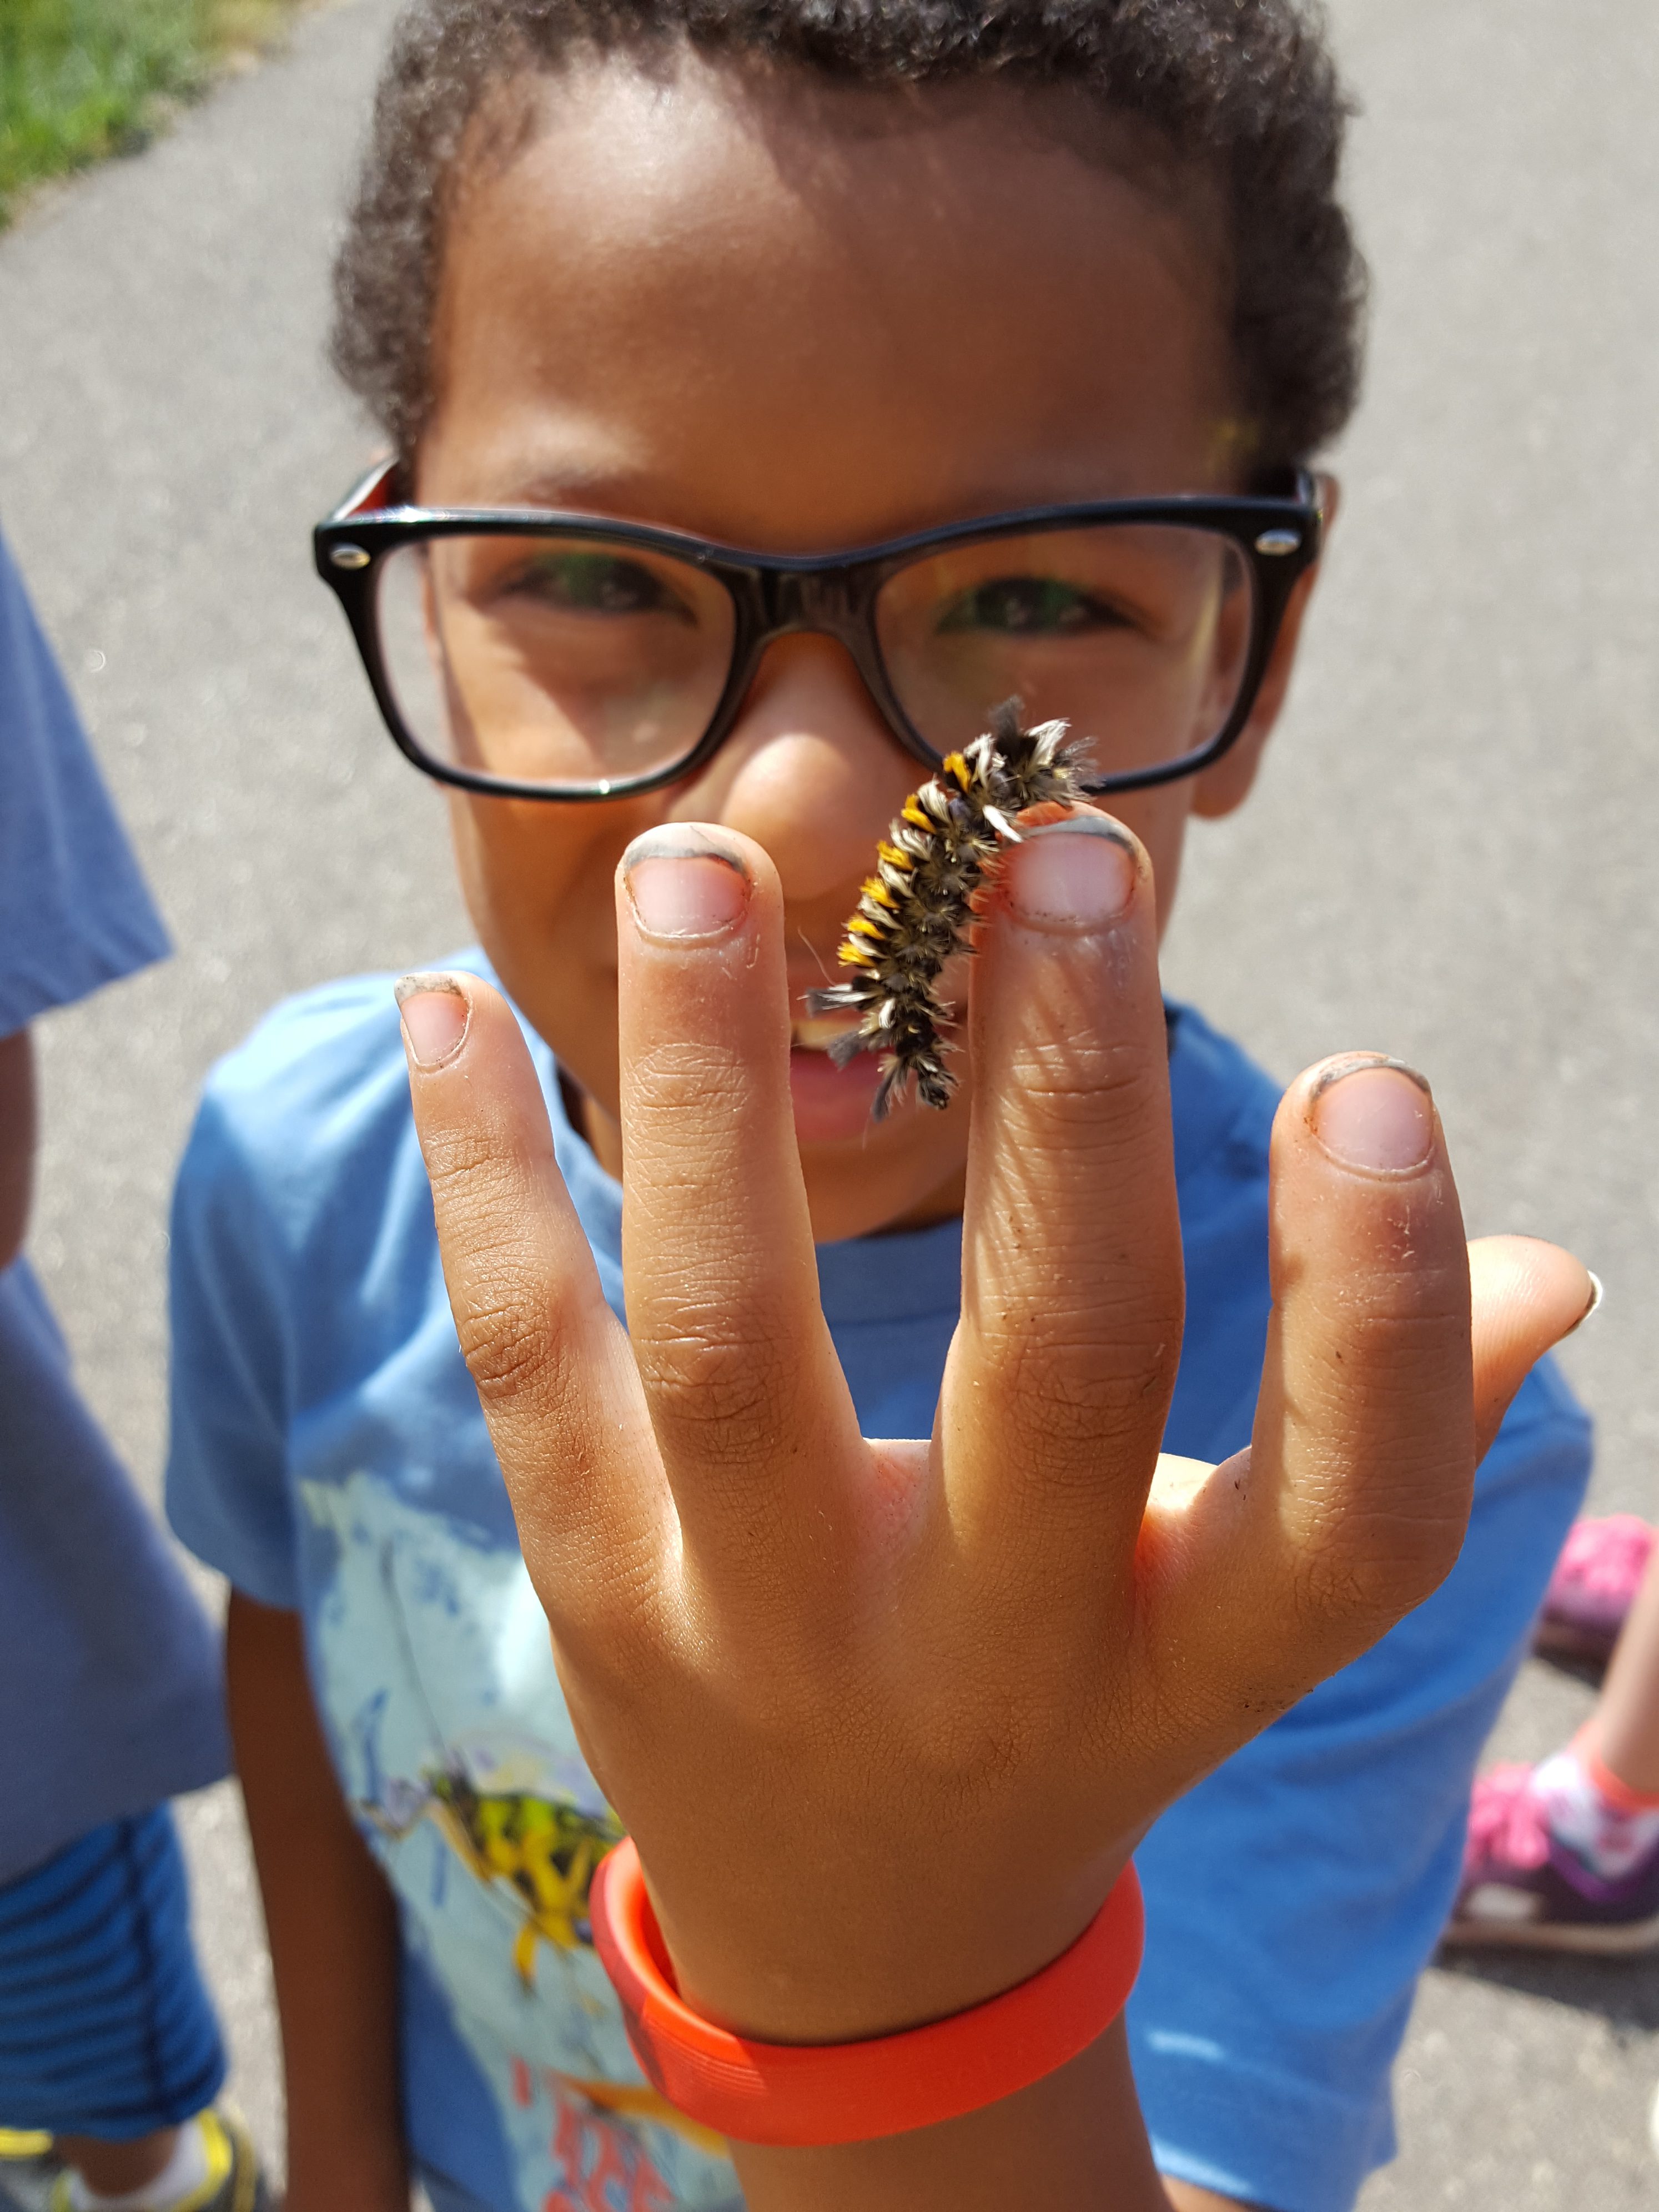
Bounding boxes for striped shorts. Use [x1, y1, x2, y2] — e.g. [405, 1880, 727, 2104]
[0, 1808, 225, 2137]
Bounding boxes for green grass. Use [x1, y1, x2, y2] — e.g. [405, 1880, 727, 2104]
[0, 0, 300, 226]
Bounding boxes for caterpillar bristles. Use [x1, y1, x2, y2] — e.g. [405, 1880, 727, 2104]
[805, 700, 1090, 1120]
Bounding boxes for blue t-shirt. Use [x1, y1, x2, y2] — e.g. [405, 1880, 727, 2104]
[0, 527, 172, 1034]
[166, 968, 1591, 2212]
[1, 521, 228, 1884]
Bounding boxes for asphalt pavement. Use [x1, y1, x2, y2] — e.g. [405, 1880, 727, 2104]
[1, 0, 1656, 2200]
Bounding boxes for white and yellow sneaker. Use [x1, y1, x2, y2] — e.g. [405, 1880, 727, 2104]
[44, 2109, 268, 2212]
[0, 2128, 59, 2212]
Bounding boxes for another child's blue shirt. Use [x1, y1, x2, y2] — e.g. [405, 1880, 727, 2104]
[0, 521, 227, 1884]
[166, 969, 1591, 2212]
[0, 526, 172, 1034]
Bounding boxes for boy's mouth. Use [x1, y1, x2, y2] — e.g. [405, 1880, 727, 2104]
[786, 1002, 884, 1141]
[786, 991, 963, 1141]
[789, 968, 967, 1060]
[791, 1011, 861, 1054]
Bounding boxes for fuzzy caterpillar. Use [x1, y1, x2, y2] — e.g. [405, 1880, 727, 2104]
[806, 701, 1091, 1120]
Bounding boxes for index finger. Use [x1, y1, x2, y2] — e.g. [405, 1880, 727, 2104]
[614, 828, 866, 1598]
[397, 973, 663, 1629]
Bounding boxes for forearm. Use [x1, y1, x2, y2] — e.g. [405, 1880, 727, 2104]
[227, 1591, 409, 2212]
[728, 2024, 1172, 2212]
[0, 1027, 37, 1269]
[729, 2033, 1270, 2211]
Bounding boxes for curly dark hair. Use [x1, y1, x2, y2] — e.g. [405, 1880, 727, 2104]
[333, 0, 1366, 474]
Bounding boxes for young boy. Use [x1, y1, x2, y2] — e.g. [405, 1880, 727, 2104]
[164, 4, 1594, 2209]
[0, 525, 263, 2212]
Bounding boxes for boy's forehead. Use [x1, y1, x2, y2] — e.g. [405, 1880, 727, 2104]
[421, 54, 1238, 539]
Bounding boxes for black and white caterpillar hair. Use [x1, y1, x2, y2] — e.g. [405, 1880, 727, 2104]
[806, 702, 1090, 1120]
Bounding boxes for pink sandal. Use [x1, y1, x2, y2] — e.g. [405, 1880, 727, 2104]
[1536, 1515, 1655, 1666]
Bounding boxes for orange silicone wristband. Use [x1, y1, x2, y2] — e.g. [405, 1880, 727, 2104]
[589, 1838, 1144, 2148]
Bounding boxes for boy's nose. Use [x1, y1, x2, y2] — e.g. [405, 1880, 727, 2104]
[672, 636, 917, 908]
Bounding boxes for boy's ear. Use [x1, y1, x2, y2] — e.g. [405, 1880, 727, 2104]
[1193, 472, 1341, 821]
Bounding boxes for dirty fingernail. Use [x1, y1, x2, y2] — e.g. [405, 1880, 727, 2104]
[1312, 1058, 1434, 1172]
[395, 973, 470, 1069]
[625, 832, 750, 941]
[1008, 818, 1137, 931]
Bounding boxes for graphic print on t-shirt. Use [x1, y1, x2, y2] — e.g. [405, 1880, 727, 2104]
[301, 1472, 738, 2210]
[357, 1536, 623, 1985]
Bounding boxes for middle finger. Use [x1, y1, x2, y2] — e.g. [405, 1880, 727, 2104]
[615, 826, 866, 1595]
[945, 813, 1184, 1572]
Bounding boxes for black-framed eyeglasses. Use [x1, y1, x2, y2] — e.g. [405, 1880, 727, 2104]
[314, 460, 1324, 803]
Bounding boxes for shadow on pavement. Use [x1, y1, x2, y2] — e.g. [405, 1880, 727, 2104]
[1432, 1947, 1659, 2032]
[1533, 1650, 1611, 1694]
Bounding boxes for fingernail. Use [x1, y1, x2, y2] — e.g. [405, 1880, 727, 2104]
[1007, 817, 1137, 932]
[624, 831, 750, 941]
[1566, 1271, 1605, 1334]
[395, 973, 470, 1069]
[1311, 1057, 1434, 1173]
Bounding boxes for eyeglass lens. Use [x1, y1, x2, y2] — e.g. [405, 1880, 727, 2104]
[374, 524, 1255, 793]
[876, 525, 1255, 782]
[376, 535, 736, 792]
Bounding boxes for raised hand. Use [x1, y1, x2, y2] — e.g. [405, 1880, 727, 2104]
[397, 810, 1590, 2200]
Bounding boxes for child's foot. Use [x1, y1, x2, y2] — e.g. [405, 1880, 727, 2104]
[1536, 1514, 1655, 1666]
[46, 2110, 268, 2212]
[1446, 1743, 1659, 1950]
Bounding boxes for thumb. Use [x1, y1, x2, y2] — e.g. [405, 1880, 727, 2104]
[1470, 1234, 1597, 1461]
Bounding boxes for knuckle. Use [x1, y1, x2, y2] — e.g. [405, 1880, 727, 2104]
[420, 1148, 555, 1405]
[1299, 1522, 1464, 1635]
[638, 1306, 798, 1449]
[421, 1140, 524, 1253]
[975, 1288, 1184, 1458]
[1009, 1035, 1165, 1135]
[629, 1041, 750, 1139]
[1290, 1454, 1471, 1628]
[454, 1292, 550, 1405]
[555, 1571, 670, 1694]
[419, 1108, 514, 1194]
[1378, 1261, 1469, 1325]
[1007, 1355, 1150, 1455]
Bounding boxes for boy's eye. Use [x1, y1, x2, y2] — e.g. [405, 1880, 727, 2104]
[500, 550, 695, 621]
[934, 576, 1125, 637]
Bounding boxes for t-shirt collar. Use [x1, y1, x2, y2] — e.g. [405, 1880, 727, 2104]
[463, 957, 1233, 1335]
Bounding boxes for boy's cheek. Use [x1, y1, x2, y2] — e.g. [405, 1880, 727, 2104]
[1089, 787, 1195, 943]
[444, 788, 639, 1073]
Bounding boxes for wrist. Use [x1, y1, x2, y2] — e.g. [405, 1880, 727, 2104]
[727, 2020, 1169, 2212]
[591, 1841, 1143, 2149]
[648, 1848, 1136, 2045]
